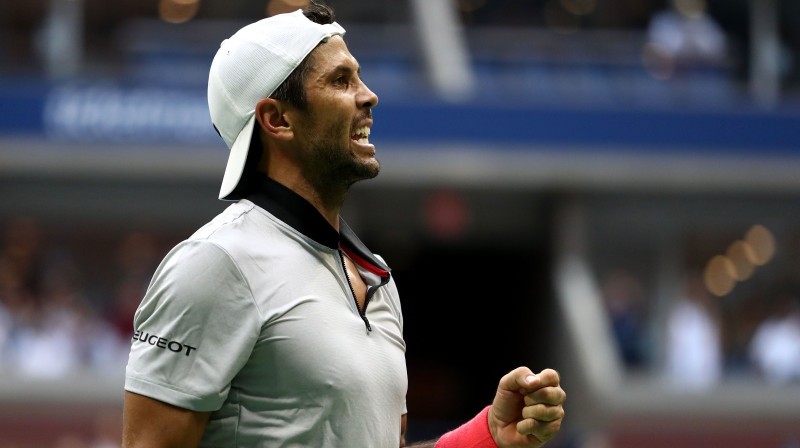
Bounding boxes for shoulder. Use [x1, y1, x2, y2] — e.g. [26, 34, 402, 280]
[188, 201, 259, 244]
[187, 200, 309, 260]
[143, 239, 257, 313]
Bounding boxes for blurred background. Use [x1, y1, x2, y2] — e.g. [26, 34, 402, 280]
[1, 0, 800, 446]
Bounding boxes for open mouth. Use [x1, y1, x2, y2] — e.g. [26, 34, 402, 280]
[351, 126, 371, 145]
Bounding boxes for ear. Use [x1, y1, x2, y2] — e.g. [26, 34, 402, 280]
[255, 97, 294, 141]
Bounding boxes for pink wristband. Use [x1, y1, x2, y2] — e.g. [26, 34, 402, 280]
[434, 406, 497, 448]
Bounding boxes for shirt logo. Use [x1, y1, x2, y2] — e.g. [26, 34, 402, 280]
[132, 330, 197, 356]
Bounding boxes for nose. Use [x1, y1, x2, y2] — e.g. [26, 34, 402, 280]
[358, 80, 379, 109]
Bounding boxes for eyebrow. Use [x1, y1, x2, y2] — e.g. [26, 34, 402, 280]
[330, 64, 361, 76]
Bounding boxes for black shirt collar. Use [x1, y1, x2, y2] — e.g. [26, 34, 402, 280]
[246, 175, 390, 277]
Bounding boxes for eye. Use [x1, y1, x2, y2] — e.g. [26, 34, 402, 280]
[332, 75, 349, 87]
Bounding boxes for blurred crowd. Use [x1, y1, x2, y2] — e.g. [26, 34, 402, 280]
[3, 0, 800, 105]
[601, 268, 800, 387]
[3, 212, 799, 386]
[0, 218, 165, 378]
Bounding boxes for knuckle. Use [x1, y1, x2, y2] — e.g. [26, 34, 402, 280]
[543, 419, 562, 437]
[552, 387, 566, 404]
[539, 387, 558, 404]
[524, 394, 536, 406]
[545, 424, 561, 440]
[534, 422, 552, 440]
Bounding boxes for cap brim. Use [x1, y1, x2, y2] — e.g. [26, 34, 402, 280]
[219, 114, 257, 200]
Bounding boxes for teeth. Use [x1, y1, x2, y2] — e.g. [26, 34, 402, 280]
[352, 126, 370, 137]
[351, 126, 371, 144]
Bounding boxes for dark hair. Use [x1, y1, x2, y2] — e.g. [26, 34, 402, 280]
[269, 1, 336, 110]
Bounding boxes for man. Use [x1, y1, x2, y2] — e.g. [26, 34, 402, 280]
[122, 2, 565, 447]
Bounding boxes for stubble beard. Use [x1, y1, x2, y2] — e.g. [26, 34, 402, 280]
[300, 130, 380, 210]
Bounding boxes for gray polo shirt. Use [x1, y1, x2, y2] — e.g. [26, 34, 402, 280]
[125, 177, 408, 447]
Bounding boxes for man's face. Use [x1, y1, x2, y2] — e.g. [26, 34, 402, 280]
[288, 35, 380, 192]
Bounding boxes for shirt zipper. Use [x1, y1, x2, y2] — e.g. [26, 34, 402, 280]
[339, 250, 372, 332]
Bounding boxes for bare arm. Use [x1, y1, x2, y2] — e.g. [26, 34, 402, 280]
[122, 391, 211, 448]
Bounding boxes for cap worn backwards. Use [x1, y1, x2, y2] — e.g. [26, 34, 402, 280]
[207, 9, 346, 200]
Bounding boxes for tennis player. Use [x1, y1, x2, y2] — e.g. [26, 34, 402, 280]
[122, 2, 565, 447]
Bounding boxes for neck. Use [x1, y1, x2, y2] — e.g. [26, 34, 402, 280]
[260, 140, 353, 231]
[264, 166, 345, 232]
[293, 179, 347, 231]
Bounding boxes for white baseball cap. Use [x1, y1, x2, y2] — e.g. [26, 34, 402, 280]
[208, 9, 346, 200]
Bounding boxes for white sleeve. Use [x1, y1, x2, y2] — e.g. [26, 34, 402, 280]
[125, 240, 262, 412]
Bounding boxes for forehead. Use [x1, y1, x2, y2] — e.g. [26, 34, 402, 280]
[307, 35, 358, 75]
